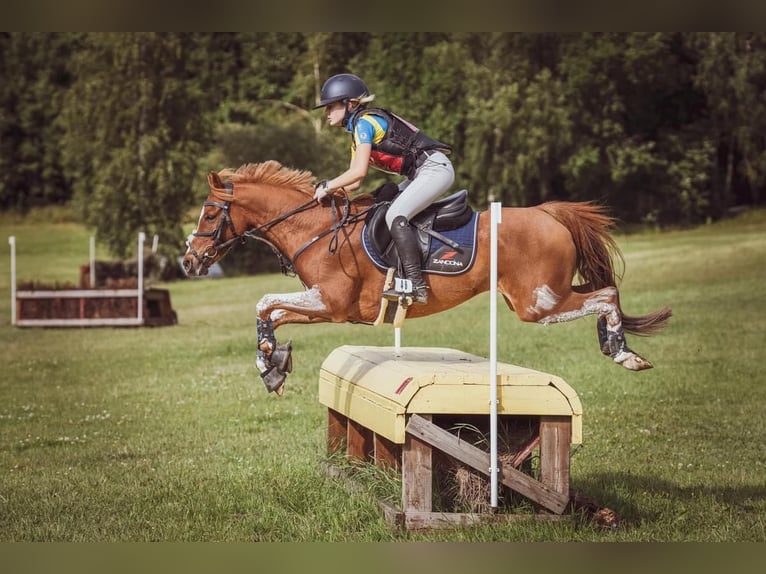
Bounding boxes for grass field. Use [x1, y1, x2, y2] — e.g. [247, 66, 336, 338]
[1, 207, 765, 541]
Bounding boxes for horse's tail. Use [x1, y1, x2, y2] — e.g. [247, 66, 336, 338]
[539, 201, 671, 336]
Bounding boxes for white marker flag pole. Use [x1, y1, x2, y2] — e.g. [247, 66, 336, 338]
[9, 236, 16, 326]
[137, 232, 146, 322]
[489, 202, 502, 508]
[89, 236, 96, 288]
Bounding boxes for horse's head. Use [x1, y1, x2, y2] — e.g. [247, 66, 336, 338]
[182, 172, 245, 277]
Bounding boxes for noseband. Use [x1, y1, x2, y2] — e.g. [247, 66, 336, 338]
[186, 183, 245, 268]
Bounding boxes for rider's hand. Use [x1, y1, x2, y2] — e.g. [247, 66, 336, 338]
[314, 180, 330, 202]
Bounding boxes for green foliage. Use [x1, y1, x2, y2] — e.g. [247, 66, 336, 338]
[60, 33, 215, 258]
[0, 32, 79, 211]
[3, 32, 766, 254]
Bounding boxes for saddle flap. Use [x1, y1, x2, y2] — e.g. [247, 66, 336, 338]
[362, 192, 480, 277]
[365, 204, 432, 265]
[431, 190, 473, 231]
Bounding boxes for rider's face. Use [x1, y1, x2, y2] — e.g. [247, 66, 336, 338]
[325, 101, 347, 127]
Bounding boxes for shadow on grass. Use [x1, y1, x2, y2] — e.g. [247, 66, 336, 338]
[574, 471, 766, 526]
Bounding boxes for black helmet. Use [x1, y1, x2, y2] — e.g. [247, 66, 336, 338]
[314, 73, 369, 109]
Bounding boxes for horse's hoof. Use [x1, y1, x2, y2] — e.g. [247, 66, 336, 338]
[615, 352, 653, 371]
[261, 366, 287, 394]
[272, 341, 293, 373]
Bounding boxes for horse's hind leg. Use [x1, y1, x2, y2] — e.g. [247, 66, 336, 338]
[523, 286, 653, 371]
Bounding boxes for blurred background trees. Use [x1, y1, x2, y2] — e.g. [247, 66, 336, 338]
[2, 33, 765, 271]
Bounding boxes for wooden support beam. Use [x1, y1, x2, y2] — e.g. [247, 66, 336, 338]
[540, 416, 571, 498]
[511, 434, 540, 468]
[406, 414, 569, 514]
[374, 432, 400, 470]
[347, 418, 373, 462]
[327, 409, 347, 456]
[402, 415, 432, 513]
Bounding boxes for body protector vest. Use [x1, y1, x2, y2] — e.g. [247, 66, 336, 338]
[351, 107, 452, 178]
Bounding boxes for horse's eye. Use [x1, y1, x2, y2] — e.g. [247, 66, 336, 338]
[205, 213, 217, 222]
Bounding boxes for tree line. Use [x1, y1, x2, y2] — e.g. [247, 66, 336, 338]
[1, 32, 764, 259]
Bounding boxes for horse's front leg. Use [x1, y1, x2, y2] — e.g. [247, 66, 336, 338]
[255, 285, 331, 395]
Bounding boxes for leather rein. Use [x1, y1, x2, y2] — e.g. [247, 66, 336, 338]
[187, 184, 371, 276]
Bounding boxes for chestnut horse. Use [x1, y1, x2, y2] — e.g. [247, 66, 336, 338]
[183, 161, 671, 395]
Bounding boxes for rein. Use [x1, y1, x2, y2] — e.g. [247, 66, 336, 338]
[191, 184, 373, 276]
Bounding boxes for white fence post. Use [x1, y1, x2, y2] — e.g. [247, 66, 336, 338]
[9, 236, 16, 326]
[89, 236, 96, 288]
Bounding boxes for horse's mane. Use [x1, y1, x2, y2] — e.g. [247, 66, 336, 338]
[219, 161, 316, 196]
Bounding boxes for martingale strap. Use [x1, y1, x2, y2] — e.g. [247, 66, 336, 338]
[287, 193, 373, 268]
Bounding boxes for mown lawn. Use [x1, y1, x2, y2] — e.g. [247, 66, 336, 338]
[0, 207, 764, 541]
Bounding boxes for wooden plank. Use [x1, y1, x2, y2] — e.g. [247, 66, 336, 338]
[401, 510, 568, 530]
[540, 416, 571, 498]
[406, 414, 569, 514]
[374, 433, 400, 470]
[378, 499, 404, 528]
[327, 409, 347, 456]
[510, 435, 540, 468]
[346, 418, 373, 462]
[402, 415, 432, 513]
[409, 384, 575, 416]
[15, 317, 144, 328]
[16, 289, 139, 299]
[317, 373, 406, 443]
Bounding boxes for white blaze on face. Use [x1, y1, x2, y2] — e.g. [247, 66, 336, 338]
[184, 205, 207, 257]
[527, 284, 560, 317]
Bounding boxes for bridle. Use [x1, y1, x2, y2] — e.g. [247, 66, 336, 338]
[186, 182, 371, 276]
[185, 183, 246, 268]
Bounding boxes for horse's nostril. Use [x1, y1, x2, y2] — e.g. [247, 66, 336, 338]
[182, 258, 192, 273]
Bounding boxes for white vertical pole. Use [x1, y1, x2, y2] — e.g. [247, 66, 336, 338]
[9, 236, 16, 326]
[89, 236, 96, 288]
[137, 232, 145, 322]
[489, 202, 502, 508]
[394, 326, 402, 356]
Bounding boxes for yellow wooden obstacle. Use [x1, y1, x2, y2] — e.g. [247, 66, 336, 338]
[318, 345, 583, 530]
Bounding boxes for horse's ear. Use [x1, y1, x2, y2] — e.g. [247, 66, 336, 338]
[208, 171, 224, 189]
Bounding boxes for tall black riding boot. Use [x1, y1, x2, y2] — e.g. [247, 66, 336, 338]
[382, 215, 428, 305]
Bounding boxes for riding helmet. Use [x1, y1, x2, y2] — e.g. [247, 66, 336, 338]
[314, 73, 369, 109]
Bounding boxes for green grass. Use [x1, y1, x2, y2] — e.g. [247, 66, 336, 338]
[1, 208, 765, 541]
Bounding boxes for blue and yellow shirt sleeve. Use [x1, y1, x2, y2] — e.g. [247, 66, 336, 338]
[350, 113, 388, 157]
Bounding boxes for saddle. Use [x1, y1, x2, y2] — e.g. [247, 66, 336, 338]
[362, 186, 479, 274]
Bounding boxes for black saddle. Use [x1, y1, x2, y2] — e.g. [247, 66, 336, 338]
[365, 185, 474, 269]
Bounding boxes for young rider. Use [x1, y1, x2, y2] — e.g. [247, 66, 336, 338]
[312, 73, 454, 305]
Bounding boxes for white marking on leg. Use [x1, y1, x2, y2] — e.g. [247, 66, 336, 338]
[269, 309, 286, 322]
[526, 285, 560, 317]
[256, 285, 326, 316]
[538, 288, 618, 326]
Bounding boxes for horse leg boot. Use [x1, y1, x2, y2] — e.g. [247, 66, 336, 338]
[256, 317, 292, 394]
[597, 314, 653, 370]
[382, 216, 428, 305]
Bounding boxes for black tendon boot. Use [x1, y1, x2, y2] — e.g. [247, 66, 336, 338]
[382, 216, 428, 305]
